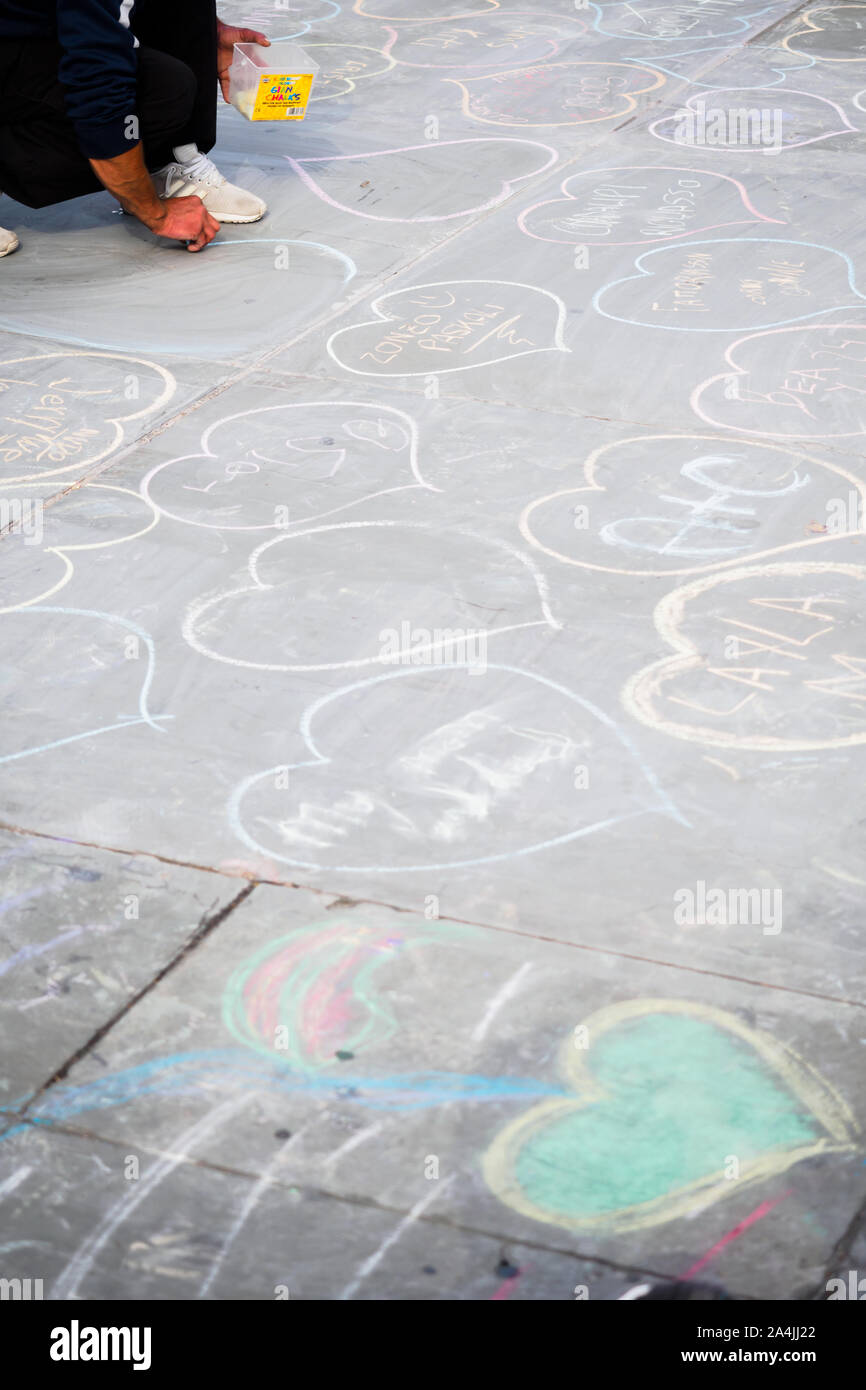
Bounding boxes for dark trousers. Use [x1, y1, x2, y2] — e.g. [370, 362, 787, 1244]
[0, 0, 217, 208]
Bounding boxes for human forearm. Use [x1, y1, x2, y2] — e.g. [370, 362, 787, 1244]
[89, 145, 166, 228]
[88, 145, 219, 251]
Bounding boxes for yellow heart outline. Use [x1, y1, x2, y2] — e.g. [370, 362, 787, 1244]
[783, 5, 866, 63]
[621, 560, 866, 752]
[483, 998, 858, 1233]
[447, 61, 666, 130]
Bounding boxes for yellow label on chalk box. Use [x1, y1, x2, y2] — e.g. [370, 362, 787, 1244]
[252, 72, 314, 120]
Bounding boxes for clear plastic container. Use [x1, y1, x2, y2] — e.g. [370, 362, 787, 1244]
[228, 42, 319, 122]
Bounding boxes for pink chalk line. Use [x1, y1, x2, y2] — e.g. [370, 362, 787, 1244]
[490, 1262, 532, 1300]
[681, 1189, 792, 1281]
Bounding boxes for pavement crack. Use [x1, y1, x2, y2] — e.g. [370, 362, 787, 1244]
[810, 1184, 866, 1299]
[1, 818, 863, 1011]
[0, 1110, 752, 1293]
[19, 881, 256, 1113]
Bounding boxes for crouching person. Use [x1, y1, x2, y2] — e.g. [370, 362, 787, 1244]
[0, 0, 269, 256]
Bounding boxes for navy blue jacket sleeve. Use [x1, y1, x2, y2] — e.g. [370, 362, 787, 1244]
[56, 0, 140, 159]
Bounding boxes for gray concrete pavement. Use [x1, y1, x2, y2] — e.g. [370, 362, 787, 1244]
[1, 0, 865, 1300]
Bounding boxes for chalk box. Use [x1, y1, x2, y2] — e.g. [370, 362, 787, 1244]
[228, 42, 319, 122]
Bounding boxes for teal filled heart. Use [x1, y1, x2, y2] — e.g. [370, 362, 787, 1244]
[484, 1003, 857, 1231]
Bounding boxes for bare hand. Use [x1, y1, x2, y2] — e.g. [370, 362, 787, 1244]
[150, 195, 220, 251]
[217, 20, 270, 103]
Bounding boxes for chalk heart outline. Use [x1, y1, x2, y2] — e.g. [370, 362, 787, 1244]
[783, 4, 866, 62]
[141, 399, 434, 531]
[267, 0, 339, 32]
[381, 10, 587, 69]
[483, 999, 858, 1234]
[690, 322, 866, 439]
[632, 44, 811, 91]
[518, 434, 866, 577]
[184, 520, 560, 673]
[0, 241, 355, 360]
[622, 560, 866, 751]
[591, 1, 773, 44]
[0, 605, 170, 768]
[0, 543, 70, 616]
[327, 279, 570, 378]
[303, 41, 397, 100]
[448, 61, 666, 129]
[648, 87, 857, 151]
[517, 164, 785, 247]
[227, 663, 684, 874]
[287, 138, 559, 223]
[0, 482, 159, 613]
[593, 237, 865, 333]
[354, 0, 499, 19]
[0, 352, 176, 483]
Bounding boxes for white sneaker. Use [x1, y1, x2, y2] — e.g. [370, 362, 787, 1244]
[151, 149, 266, 224]
[0, 196, 18, 257]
